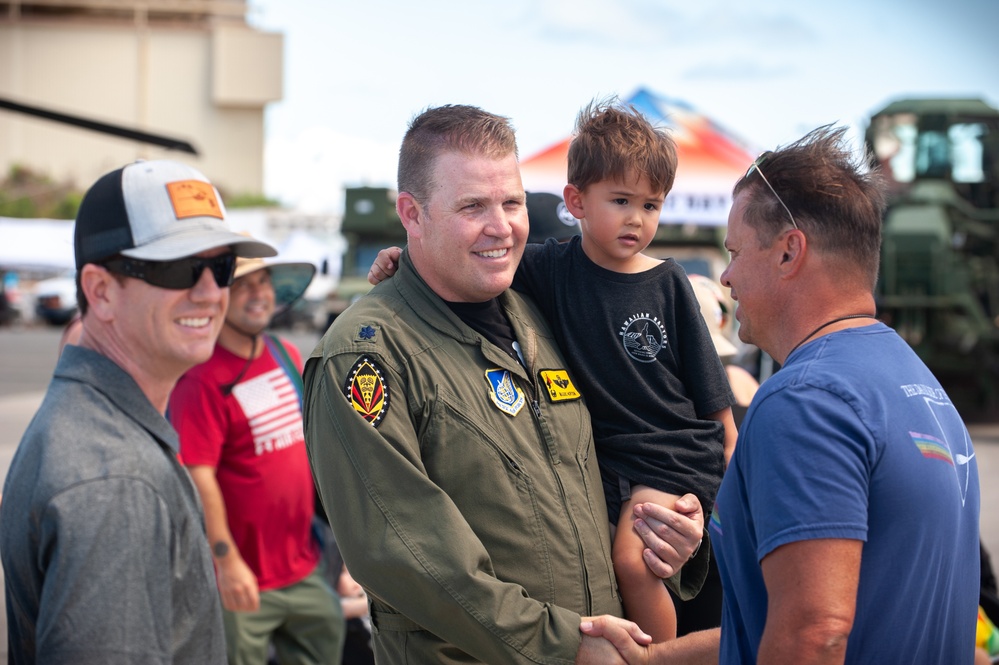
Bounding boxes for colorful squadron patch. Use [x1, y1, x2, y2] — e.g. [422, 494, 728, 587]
[484, 368, 525, 417]
[539, 369, 581, 402]
[344, 356, 389, 427]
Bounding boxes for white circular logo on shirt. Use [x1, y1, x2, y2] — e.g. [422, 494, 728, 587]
[619, 313, 667, 363]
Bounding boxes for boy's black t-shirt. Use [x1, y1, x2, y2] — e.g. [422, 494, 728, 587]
[512, 236, 733, 512]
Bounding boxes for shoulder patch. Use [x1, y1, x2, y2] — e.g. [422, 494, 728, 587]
[344, 356, 389, 427]
[484, 368, 525, 417]
[538, 369, 581, 402]
[357, 325, 376, 341]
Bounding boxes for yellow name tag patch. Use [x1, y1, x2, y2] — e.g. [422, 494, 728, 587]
[539, 369, 581, 402]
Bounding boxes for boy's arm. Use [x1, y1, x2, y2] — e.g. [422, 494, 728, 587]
[706, 406, 738, 467]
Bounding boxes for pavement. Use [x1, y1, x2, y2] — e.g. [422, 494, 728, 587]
[0, 326, 996, 658]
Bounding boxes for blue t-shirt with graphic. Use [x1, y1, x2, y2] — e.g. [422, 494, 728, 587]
[712, 322, 979, 664]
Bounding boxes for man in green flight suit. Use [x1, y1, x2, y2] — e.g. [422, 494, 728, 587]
[303, 104, 705, 664]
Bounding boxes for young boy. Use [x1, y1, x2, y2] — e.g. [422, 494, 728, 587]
[370, 100, 736, 642]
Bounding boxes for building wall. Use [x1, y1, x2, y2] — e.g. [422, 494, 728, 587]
[0, 2, 281, 200]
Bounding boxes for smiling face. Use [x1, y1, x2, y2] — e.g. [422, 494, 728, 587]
[225, 268, 275, 335]
[566, 172, 664, 272]
[113, 247, 230, 380]
[403, 150, 528, 303]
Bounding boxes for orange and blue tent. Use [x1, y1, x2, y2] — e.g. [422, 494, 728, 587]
[519, 87, 758, 227]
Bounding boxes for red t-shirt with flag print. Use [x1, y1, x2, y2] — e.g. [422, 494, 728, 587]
[169, 341, 319, 592]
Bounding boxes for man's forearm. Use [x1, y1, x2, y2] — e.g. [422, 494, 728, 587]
[580, 617, 715, 664]
[187, 465, 237, 560]
[648, 628, 720, 665]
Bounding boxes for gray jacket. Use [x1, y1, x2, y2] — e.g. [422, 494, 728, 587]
[0, 345, 225, 664]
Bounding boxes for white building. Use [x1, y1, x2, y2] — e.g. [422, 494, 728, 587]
[0, 0, 282, 198]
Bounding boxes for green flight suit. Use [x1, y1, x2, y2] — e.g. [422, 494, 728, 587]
[303, 251, 620, 664]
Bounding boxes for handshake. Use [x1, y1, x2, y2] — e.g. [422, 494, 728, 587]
[576, 497, 717, 665]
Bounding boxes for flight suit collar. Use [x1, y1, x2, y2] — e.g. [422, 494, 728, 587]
[392, 249, 533, 380]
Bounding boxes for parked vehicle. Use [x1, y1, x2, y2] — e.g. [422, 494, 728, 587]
[33, 271, 77, 326]
[866, 97, 999, 412]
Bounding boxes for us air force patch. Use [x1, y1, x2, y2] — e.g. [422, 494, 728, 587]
[345, 356, 389, 427]
[619, 313, 667, 363]
[484, 368, 525, 417]
[539, 369, 581, 402]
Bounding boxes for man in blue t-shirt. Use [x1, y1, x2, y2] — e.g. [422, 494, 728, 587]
[583, 126, 981, 664]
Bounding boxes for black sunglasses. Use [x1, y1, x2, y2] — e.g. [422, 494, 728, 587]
[103, 253, 237, 290]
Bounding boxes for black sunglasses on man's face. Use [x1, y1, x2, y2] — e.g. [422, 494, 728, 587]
[102, 253, 237, 290]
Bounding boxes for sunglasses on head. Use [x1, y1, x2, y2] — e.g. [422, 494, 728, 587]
[745, 152, 798, 230]
[102, 253, 237, 290]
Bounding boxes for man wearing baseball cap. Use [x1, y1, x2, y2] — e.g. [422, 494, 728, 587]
[169, 253, 349, 664]
[0, 160, 275, 664]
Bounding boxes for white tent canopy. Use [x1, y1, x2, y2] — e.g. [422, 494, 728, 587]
[0, 217, 75, 273]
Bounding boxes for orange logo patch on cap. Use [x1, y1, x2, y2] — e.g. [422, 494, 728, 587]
[166, 180, 224, 220]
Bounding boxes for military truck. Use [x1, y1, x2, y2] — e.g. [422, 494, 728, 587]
[322, 186, 406, 322]
[866, 98, 999, 411]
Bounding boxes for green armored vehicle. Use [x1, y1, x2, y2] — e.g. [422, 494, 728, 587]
[866, 98, 999, 411]
[337, 186, 406, 306]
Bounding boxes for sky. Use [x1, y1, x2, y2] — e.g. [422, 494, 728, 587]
[248, 0, 999, 214]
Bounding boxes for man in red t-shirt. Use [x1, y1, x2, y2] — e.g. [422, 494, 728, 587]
[170, 253, 347, 664]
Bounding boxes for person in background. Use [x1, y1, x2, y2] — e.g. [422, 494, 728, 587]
[687, 273, 759, 431]
[585, 125, 981, 664]
[524, 190, 581, 244]
[169, 252, 348, 665]
[304, 103, 705, 664]
[0, 159, 275, 663]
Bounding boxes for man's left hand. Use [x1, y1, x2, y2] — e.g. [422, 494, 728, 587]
[633, 493, 704, 579]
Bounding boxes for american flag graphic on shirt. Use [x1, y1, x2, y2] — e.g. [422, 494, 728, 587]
[231, 368, 304, 456]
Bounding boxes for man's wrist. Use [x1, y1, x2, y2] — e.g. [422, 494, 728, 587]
[689, 533, 703, 561]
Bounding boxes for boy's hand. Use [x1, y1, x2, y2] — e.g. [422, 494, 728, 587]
[368, 246, 404, 285]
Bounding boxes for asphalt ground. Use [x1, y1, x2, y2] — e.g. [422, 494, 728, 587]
[0, 325, 996, 660]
